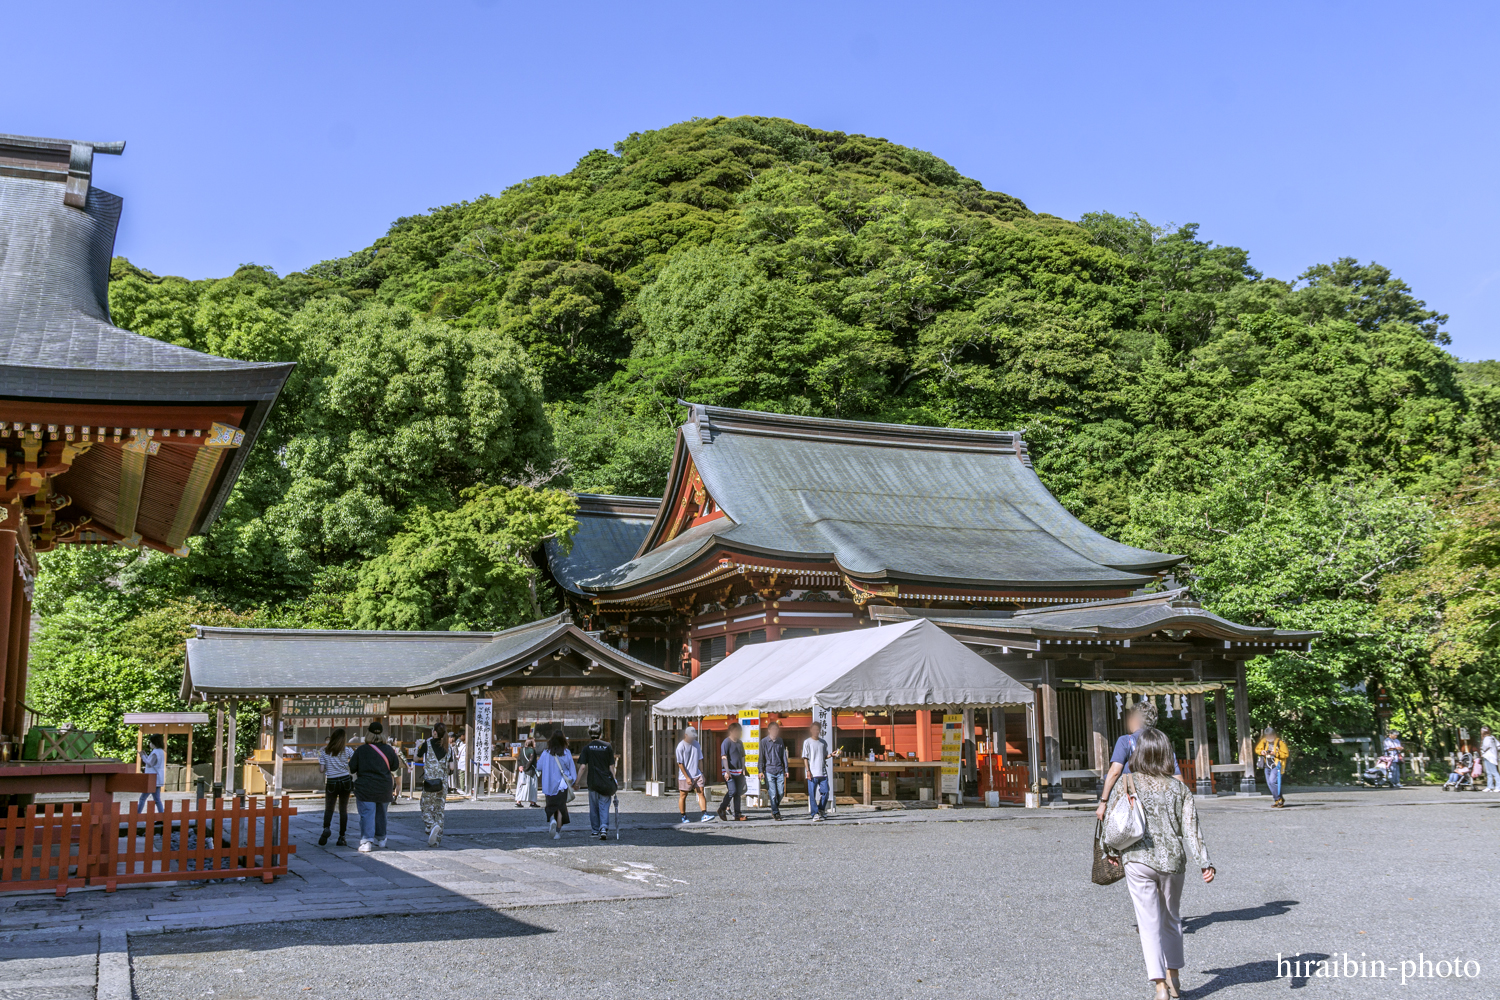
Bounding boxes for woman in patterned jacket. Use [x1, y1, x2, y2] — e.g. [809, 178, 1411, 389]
[1105, 727, 1216, 1000]
[420, 723, 455, 847]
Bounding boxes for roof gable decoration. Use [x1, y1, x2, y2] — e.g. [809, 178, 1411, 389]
[0, 133, 125, 208]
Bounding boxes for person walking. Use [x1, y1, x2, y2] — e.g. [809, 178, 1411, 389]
[1104, 727, 1215, 1000]
[1383, 731, 1405, 788]
[803, 721, 831, 821]
[676, 726, 711, 824]
[581, 723, 617, 840]
[1096, 700, 1180, 823]
[538, 730, 577, 840]
[419, 723, 454, 847]
[1254, 726, 1290, 807]
[136, 734, 166, 814]
[317, 727, 355, 846]
[454, 735, 468, 795]
[513, 733, 540, 808]
[717, 721, 748, 822]
[349, 721, 402, 853]
[762, 722, 788, 820]
[1480, 726, 1499, 793]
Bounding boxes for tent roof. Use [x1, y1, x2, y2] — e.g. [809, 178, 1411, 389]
[651, 618, 1033, 716]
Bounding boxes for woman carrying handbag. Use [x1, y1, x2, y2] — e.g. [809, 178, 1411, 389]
[537, 730, 578, 840]
[1100, 727, 1215, 1000]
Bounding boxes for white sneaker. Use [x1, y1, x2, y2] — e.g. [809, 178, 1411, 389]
[811, 814, 825, 823]
[358, 841, 373, 853]
[428, 825, 441, 847]
[377, 838, 388, 848]
[548, 817, 559, 836]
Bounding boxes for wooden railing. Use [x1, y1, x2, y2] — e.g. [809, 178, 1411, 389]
[0, 797, 297, 897]
[979, 762, 1029, 803]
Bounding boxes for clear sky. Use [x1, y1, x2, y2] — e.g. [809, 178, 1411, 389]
[6, 2, 1499, 358]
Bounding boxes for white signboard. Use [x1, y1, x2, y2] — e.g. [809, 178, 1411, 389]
[474, 698, 493, 775]
[941, 713, 962, 795]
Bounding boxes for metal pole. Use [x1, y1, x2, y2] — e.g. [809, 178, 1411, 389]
[1026, 689, 1041, 808]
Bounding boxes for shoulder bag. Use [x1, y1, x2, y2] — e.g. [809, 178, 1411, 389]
[1103, 773, 1146, 851]
[1091, 818, 1124, 885]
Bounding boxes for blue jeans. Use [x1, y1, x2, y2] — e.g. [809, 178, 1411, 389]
[1388, 761, 1402, 787]
[137, 789, 164, 813]
[807, 775, 829, 817]
[356, 797, 388, 844]
[1485, 760, 1499, 791]
[766, 773, 786, 816]
[588, 789, 611, 834]
[1265, 764, 1282, 800]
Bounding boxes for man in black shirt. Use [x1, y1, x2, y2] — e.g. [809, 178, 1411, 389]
[349, 721, 402, 852]
[717, 721, 747, 822]
[580, 723, 617, 840]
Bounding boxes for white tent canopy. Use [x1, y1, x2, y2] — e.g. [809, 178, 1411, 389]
[651, 618, 1033, 716]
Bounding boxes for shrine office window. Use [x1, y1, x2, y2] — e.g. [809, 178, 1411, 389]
[779, 628, 818, 640]
[699, 635, 727, 669]
[736, 629, 767, 647]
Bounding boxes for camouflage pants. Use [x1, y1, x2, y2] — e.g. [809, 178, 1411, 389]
[421, 789, 446, 833]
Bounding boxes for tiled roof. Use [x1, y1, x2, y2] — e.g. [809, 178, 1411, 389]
[580, 404, 1183, 593]
[545, 494, 658, 596]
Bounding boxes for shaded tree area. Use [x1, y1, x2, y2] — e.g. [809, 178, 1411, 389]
[25, 116, 1500, 769]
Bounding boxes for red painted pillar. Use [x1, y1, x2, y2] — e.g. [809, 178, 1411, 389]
[4, 581, 23, 740]
[916, 710, 933, 760]
[0, 528, 16, 739]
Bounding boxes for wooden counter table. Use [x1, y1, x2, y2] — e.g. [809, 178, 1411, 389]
[0, 760, 150, 805]
[832, 760, 945, 805]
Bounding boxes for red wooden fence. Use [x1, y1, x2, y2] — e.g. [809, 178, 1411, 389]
[979, 762, 1030, 802]
[0, 797, 297, 897]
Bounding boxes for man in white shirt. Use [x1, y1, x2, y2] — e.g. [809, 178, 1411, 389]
[803, 722, 831, 821]
[1481, 726, 1499, 793]
[137, 734, 166, 813]
[676, 726, 710, 824]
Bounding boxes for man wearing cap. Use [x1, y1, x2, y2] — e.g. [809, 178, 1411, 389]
[1383, 730, 1405, 789]
[349, 721, 403, 852]
[676, 726, 711, 824]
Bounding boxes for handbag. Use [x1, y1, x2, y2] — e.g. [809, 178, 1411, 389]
[565, 787, 577, 804]
[1091, 818, 1124, 885]
[1103, 773, 1146, 851]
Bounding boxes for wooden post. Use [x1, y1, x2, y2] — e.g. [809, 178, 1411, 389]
[1234, 662, 1256, 795]
[1214, 689, 1232, 790]
[465, 690, 477, 800]
[213, 706, 224, 794]
[2, 580, 23, 742]
[1040, 660, 1062, 804]
[1026, 690, 1041, 806]
[186, 726, 194, 793]
[225, 701, 238, 794]
[1089, 690, 1108, 794]
[271, 698, 283, 797]
[136, 728, 144, 773]
[0, 527, 16, 739]
[622, 685, 634, 791]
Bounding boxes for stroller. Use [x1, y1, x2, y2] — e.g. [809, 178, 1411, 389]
[1360, 754, 1396, 787]
[1443, 752, 1477, 791]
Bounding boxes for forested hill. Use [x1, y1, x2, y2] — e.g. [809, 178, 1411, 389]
[33, 115, 1500, 767]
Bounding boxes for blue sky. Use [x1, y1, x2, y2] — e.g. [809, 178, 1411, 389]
[6, 2, 1499, 357]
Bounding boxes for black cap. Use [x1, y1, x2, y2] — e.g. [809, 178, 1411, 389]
[367, 721, 383, 734]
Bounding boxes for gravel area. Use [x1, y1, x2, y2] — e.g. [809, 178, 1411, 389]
[116, 790, 1500, 999]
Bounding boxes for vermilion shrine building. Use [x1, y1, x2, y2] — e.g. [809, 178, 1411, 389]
[0, 132, 291, 759]
[547, 403, 1317, 800]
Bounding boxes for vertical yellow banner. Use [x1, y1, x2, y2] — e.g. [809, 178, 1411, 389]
[941, 713, 962, 795]
[739, 709, 761, 796]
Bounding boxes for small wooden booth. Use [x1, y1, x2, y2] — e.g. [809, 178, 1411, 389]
[122, 712, 210, 793]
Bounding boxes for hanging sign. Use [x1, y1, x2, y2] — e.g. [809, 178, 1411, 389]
[739, 709, 761, 797]
[474, 698, 493, 776]
[941, 713, 963, 795]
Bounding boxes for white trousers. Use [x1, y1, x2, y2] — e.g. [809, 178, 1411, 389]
[514, 770, 537, 804]
[1125, 862, 1185, 980]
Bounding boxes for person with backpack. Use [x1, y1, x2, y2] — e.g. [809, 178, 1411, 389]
[803, 721, 831, 821]
[538, 730, 577, 840]
[580, 723, 617, 839]
[419, 723, 454, 846]
[717, 721, 748, 822]
[1254, 726, 1291, 807]
[317, 727, 355, 847]
[1480, 726, 1498, 793]
[349, 721, 403, 853]
[1103, 727, 1215, 1000]
[137, 734, 166, 814]
[513, 733, 540, 808]
[761, 721, 789, 820]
